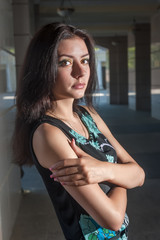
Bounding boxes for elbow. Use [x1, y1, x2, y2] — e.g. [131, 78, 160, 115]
[138, 168, 145, 187]
[110, 212, 124, 231]
[109, 222, 122, 232]
[101, 211, 124, 232]
[127, 166, 145, 189]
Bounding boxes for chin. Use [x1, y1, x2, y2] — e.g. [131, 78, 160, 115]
[73, 92, 85, 99]
[74, 89, 86, 98]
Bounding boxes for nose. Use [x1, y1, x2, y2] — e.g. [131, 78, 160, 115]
[72, 62, 85, 79]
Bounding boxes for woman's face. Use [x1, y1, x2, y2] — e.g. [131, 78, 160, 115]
[53, 36, 90, 100]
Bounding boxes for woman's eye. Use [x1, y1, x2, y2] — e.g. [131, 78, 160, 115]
[58, 59, 72, 67]
[81, 58, 90, 65]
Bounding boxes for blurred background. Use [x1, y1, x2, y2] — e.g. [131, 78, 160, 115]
[0, 0, 160, 239]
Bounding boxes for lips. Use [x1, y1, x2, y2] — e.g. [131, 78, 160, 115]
[72, 83, 85, 89]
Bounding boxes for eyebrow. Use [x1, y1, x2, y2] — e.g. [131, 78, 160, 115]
[58, 53, 89, 58]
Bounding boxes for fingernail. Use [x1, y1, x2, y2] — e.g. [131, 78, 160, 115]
[54, 178, 59, 182]
[50, 175, 54, 179]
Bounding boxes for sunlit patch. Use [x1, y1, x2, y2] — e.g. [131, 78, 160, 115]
[3, 96, 16, 100]
[92, 93, 109, 97]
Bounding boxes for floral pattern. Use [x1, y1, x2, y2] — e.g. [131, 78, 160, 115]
[81, 113, 101, 139]
[69, 129, 87, 145]
[106, 154, 114, 163]
[89, 140, 100, 150]
[69, 112, 116, 164]
[69, 109, 128, 240]
[79, 214, 128, 240]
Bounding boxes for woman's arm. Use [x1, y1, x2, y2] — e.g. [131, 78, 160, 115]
[33, 123, 127, 231]
[90, 108, 145, 189]
[50, 108, 145, 189]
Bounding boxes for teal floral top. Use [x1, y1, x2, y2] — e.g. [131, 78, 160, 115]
[70, 107, 129, 240]
[70, 106, 118, 165]
[31, 106, 129, 240]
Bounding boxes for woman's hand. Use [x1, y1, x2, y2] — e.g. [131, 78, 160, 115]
[49, 138, 109, 186]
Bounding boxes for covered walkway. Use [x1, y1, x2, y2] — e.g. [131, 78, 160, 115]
[10, 92, 160, 240]
[1, 1, 160, 239]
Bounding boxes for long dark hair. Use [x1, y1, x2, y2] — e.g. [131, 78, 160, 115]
[13, 22, 97, 165]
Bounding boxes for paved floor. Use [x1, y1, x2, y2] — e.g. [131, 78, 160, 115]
[10, 92, 160, 240]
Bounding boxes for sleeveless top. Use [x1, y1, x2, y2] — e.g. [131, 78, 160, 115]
[30, 106, 129, 240]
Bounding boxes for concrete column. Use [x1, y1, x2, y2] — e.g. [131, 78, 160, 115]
[151, 11, 160, 120]
[109, 36, 128, 104]
[102, 63, 107, 89]
[12, 0, 32, 82]
[95, 36, 128, 104]
[128, 31, 136, 110]
[134, 23, 151, 111]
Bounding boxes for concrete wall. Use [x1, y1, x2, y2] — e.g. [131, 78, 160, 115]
[12, 0, 32, 81]
[0, 0, 21, 240]
[151, 11, 160, 120]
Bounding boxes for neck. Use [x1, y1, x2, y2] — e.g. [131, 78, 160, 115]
[47, 98, 88, 139]
[49, 98, 76, 120]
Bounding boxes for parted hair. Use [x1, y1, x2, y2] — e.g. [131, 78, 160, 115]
[13, 22, 97, 165]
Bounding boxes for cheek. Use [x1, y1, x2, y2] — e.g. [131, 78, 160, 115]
[87, 67, 90, 80]
[85, 68, 90, 86]
[56, 69, 64, 79]
[57, 68, 71, 80]
[56, 72, 71, 89]
[56, 71, 66, 85]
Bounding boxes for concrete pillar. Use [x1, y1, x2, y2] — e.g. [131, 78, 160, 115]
[95, 36, 128, 104]
[109, 36, 128, 104]
[151, 11, 160, 120]
[12, 0, 32, 83]
[102, 63, 107, 89]
[134, 23, 151, 111]
[128, 31, 136, 110]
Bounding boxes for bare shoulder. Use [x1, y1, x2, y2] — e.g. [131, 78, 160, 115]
[33, 122, 65, 143]
[33, 123, 66, 151]
[33, 123, 77, 168]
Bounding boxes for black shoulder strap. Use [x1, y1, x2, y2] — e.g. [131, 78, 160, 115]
[77, 105, 91, 116]
[30, 106, 93, 146]
[31, 115, 73, 142]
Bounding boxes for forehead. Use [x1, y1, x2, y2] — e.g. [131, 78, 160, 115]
[57, 37, 89, 55]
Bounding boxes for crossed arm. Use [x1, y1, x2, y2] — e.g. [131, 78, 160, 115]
[32, 110, 145, 231]
[49, 108, 145, 189]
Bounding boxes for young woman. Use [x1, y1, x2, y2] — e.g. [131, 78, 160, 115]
[13, 22, 145, 240]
